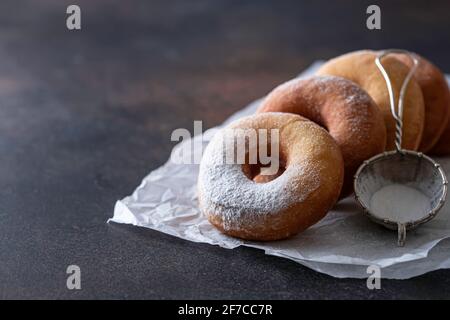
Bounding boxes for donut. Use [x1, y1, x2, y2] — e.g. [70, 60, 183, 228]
[198, 112, 344, 241]
[316, 50, 425, 151]
[391, 52, 450, 153]
[253, 169, 283, 184]
[257, 76, 386, 198]
[432, 117, 450, 155]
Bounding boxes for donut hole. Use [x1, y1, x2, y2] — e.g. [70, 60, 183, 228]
[253, 165, 285, 183]
[242, 160, 286, 184]
[236, 130, 287, 183]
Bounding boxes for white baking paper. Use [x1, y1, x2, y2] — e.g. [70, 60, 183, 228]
[109, 62, 450, 279]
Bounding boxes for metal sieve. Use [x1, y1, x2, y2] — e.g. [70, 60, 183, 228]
[354, 49, 448, 246]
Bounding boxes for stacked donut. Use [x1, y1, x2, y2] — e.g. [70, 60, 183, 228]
[198, 49, 450, 241]
[316, 50, 450, 154]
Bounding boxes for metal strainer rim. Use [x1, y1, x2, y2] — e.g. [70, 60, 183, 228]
[354, 149, 448, 229]
[353, 49, 448, 246]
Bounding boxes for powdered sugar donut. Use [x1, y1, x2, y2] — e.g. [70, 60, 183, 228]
[198, 113, 344, 241]
[257, 76, 386, 198]
[316, 50, 425, 151]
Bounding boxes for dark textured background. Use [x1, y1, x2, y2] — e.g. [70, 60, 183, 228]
[1, 0, 450, 299]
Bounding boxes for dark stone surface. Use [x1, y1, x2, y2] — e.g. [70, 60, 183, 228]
[1, 0, 450, 299]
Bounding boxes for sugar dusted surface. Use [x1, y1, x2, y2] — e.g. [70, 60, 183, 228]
[289, 75, 373, 107]
[272, 76, 376, 134]
[198, 118, 320, 230]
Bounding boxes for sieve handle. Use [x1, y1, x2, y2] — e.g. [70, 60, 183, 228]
[397, 223, 406, 247]
[375, 50, 419, 152]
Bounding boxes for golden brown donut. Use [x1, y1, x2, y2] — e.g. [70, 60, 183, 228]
[253, 168, 283, 183]
[198, 112, 344, 241]
[432, 118, 450, 155]
[316, 50, 425, 151]
[257, 76, 386, 198]
[391, 52, 450, 153]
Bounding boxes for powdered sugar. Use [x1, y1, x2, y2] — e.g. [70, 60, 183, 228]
[276, 76, 376, 133]
[198, 120, 320, 231]
[370, 184, 431, 223]
[309, 75, 373, 105]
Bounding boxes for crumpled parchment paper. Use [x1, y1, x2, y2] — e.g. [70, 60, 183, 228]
[109, 62, 450, 279]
